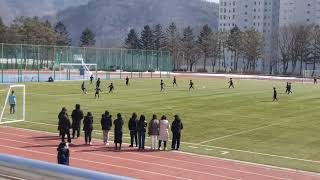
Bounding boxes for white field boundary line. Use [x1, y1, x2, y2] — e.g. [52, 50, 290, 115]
[0, 131, 291, 180]
[6, 121, 320, 165]
[199, 119, 293, 144]
[0, 173, 26, 180]
[0, 144, 189, 180]
[1, 125, 320, 177]
[0, 136, 237, 180]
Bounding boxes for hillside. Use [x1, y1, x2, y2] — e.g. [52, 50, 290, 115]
[0, 0, 89, 23]
[53, 0, 219, 47]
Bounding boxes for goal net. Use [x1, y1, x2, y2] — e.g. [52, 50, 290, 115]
[58, 54, 97, 81]
[303, 70, 320, 84]
[0, 84, 25, 124]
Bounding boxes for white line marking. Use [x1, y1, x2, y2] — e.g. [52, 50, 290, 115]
[205, 149, 213, 151]
[0, 143, 191, 180]
[199, 119, 293, 144]
[0, 137, 236, 180]
[2, 125, 320, 177]
[0, 132, 291, 180]
[221, 151, 229, 155]
[188, 146, 199, 149]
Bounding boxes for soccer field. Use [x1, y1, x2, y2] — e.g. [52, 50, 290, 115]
[1, 77, 320, 173]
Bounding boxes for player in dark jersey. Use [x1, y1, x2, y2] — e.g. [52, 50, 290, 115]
[189, 80, 194, 91]
[228, 78, 234, 88]
[95, 86, 102, 99]
[285, 82, 289, 94]
[173, 76, 177, 87]
[273, 87, 278, 102]
[96, 78, 101, 88]
[125, 76, 130, 86]
[108, 83, 114, 93]
[314, 78, 318, 84]
[160, 80, 165, 91]
[81, 81, 87, 94]
[90, 75, 94, 84]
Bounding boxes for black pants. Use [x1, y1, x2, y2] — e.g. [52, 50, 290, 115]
[10, 104, 15, 114]
[171, 133, 181, 150]
[84, 130, 92, 144]
[72, 128, 80, 138]
[138, 131, 146, 149]
[61, 130, 71, 143]
[159, 140, 167, 149]
[130, 131, 137, 147]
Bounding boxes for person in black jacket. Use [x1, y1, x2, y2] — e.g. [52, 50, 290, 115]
[83, 112, 94, 145]
[128, 113, 138, 147]
[114, 113, 124, 151]
[137, 115, 147, 150]
[57, 142, 70, 166]
[71, 104, 84, 139]
[58, 107, 66, 137]
[171, 115, 183, 151]
[96, 78, 101, 88]
[58, 108, 71, 143]
[101, 111, 112, 146]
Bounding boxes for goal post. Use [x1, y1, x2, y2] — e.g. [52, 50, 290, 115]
[59, 63, 97, 80]
[303, 70, 320, 84]
[0, 84, 25, 124]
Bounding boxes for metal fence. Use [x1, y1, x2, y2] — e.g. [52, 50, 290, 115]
[0, 43, 173, 83]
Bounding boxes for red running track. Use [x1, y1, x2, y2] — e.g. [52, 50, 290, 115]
[0, 126, 319, 180]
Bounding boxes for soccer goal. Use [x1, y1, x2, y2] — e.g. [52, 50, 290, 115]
[0, 84, 25, 124]
[58, 54, 97, 81]
[303, 70, 320, 84]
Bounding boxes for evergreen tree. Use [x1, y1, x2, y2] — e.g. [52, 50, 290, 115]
[0, 17, 6, 43]
[55, 21, 71, 46]
[226, 26, 241, 71]
[80, 27, 96, 47]
[164, 22, 180, 70]
[139, 25, 154, 50]
[181, 26, 196, 71]
[153, 24, 165, 51]
[124, 29, 139, 49]
[197, 24, 213, 71]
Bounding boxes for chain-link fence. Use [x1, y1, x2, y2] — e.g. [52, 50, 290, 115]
[0, 43, 173, 83]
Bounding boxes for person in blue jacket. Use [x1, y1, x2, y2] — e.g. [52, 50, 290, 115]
[9, 91, 16, 114]
[57, 142, 70, 166]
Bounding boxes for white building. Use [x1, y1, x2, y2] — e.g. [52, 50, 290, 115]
[218, 0, 280, 73]
[279, 0, 320, 26]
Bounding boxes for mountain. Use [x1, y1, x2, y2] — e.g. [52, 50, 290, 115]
[0, 0, 89, 23]
[53, 0, 219, 47]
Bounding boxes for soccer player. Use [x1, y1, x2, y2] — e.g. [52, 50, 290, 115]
[95, 86, 102, 99]
[273, 87, 278, 102]
[285, 82, 289, 94]
[314, 78, 318, 84]
[125, 76, 130, 86]
[96, 78, 101, 88]
[189, 80, 194, 91]
[228, 78, 234, 88]
[288, 83, 293, 94]
[108, 83, 114, 93]
[160, 80, 165, 91]
[90, 75, 94, 84]
[9, 91, 16, 114]
[81, 81, 87, 94]
[173, 76, 178, 87]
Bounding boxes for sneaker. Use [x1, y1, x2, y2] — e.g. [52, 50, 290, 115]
[129, 145, 133, 147]
[106, 143, 109, 146]
[89, 142, 92, 145]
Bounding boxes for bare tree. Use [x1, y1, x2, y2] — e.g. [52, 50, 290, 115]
[209, 32, 221, 72]
[240, 29, 264, 71]
[309, 25, 320, 75]
[278, 26, 294, 74]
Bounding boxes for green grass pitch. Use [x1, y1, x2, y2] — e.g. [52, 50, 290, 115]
[1, 77, 320, 173]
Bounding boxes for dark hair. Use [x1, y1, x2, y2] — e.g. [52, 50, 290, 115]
[105, 111, 109, 116]
[152, 114, 157, 120]
[75, 104, 80, 110]
[11, 90, 14, 94]
[62, 107, 67, 112]
[58, 142, 66, 151]
[87, 112, 92, 116]
[161, 115, 166, 120]
[117, 113, 121, 119]
[132, 112, 137, 119]
[139, 115, 145, 121]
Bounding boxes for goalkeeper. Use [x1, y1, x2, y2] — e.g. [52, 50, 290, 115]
[9, 91, 16, 114]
